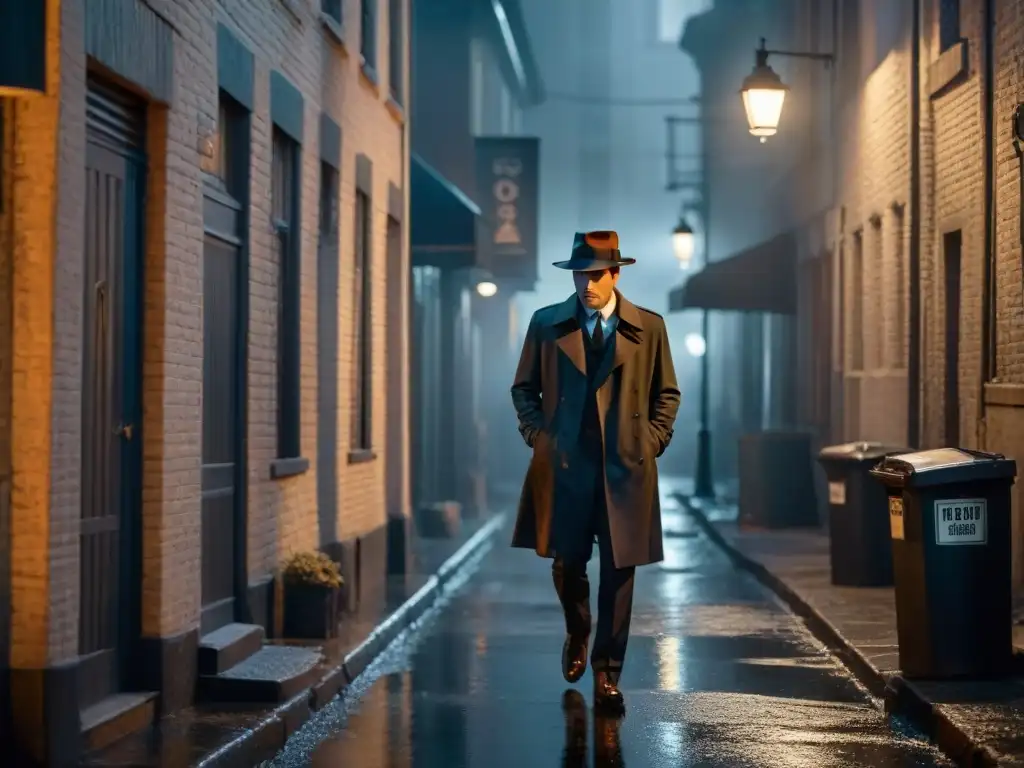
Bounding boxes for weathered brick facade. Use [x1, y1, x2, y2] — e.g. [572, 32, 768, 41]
[0, 0, 409, 761]
[783, 0, 1024, 585]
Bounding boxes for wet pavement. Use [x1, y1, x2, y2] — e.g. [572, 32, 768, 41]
[267, 499, 952, 767]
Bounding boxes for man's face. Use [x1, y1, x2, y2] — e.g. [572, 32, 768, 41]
[573, 267, 620, 310]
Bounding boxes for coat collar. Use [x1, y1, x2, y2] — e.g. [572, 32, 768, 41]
[551, 290, 644, 377]
[549, 290, 645, 332]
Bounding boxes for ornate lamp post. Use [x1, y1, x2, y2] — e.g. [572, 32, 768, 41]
[739, 38, 833, 142]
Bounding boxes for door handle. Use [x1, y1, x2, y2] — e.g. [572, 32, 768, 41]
[115, 423, 134, 441]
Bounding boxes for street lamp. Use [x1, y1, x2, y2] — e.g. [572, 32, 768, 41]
[684, 332, 706, 357]
[475, 280, 498, 298]
[740, 38, 833, 142]
[672, 215, 696, 269]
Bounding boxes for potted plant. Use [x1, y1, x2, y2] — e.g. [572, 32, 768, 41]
[281, 551, 344, 640]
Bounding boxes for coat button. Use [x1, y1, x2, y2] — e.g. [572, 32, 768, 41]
[632, 412, 639, 418]
[638, 457, 645, 465]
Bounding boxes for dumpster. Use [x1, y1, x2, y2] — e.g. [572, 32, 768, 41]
[869, 448, 1017, 679]
[817, 442, 908, 587]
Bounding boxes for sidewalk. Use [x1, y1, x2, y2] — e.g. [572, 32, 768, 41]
[82, 512, 507, 768]
[677, 494, 1024, 768]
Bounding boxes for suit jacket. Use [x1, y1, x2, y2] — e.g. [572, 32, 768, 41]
[509, 290, 681, 568]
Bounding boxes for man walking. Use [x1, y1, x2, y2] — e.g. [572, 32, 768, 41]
[510, 230, 681, 712]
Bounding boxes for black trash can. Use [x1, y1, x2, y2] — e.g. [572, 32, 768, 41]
[817, 442, 908, 587]
[869, 448, 1018, 679]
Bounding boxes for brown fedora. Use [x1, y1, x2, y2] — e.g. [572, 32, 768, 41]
[552, 230, 637, 272]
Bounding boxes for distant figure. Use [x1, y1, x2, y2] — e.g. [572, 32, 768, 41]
[510, 230, 681, 713]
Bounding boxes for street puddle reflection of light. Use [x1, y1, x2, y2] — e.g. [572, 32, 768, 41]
[656, 634, 686, 692]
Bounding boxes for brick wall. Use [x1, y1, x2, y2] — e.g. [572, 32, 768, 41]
[8, 0, 64, 670]
[140, 0, 409, 624]
[920, 0, 986, 451]
[994, 0, 1024, 384]
[5, 0, 409, 661]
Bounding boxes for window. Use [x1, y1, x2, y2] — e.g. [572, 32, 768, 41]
[848, 231, 864, 371]
[943, 231, 962, 446]
[214, 93, 247, 197]
[272, 128, 302, 460]
[939, 0, 960, 51]
[388, 0, 403, 104]
[361, 0, 377, 72]
[320, 162, 339, 238]
[351, 191, 373, 451]
[869, 215, 882, 370]
[892, 207, 906, 368]
[322, 0, 342, 25]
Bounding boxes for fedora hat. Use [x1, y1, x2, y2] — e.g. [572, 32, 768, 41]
[552, 230, 637, 272]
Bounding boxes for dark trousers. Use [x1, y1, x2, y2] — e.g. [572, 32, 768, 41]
[551, 453, 636, 682]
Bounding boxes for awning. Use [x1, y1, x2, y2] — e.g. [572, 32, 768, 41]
[411, 152, 481, 269]
[668, 231, 797, 314]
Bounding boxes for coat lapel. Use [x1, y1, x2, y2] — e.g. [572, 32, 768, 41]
[592, 291, 644, 390]
[552, 294, 586, 374]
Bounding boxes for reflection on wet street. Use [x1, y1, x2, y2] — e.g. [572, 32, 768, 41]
[269, 501, 950, 767]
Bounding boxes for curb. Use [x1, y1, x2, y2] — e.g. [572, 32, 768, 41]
[198, 512, 507, 768]
[677, 496, 1003, 768]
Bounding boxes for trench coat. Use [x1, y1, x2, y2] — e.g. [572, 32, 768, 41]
[510, 291, 681, 568]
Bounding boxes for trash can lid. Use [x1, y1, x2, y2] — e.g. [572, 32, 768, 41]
[818, 441, 908, 462]
[868, 447, 1018, 489]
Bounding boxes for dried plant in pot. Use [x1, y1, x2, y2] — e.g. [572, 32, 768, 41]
[281, 551, 344, 640]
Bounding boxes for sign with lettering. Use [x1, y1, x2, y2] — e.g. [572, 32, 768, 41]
[474, 137, 540, 288]
[934, 498, 987, 545]
[889, 496, 904, 540]
[828, 481, 845, 505]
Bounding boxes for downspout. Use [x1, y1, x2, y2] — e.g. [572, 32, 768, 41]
[907, 0, 922, 447]
[980, 0, 996, 443]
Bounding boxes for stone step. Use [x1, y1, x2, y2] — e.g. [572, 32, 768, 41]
[197, 644, 323, 704]
[197, 622, 265, 676]
[80, 691, 158, 753]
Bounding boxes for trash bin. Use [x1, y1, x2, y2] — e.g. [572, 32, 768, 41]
[817, 442, 908, 587]
[869, 448, 1018, 679]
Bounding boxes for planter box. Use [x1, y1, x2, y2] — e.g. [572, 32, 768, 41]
[283, 583, 340, 639]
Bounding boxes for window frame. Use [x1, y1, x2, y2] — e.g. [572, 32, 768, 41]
[361, 0, 378, 74]
[350, 190, 373, 453]
[938, 0, 960, 52]
[388, 0, 404, 104]
[271, 127, 303, 462]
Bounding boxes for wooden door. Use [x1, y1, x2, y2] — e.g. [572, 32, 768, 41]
[79, 78, 146, 708]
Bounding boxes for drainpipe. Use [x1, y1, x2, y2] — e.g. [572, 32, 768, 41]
[980, 0, 996, 443]
[907, 0, 922, 448]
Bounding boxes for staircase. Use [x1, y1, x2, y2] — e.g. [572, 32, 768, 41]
[197, 623, 322, 704]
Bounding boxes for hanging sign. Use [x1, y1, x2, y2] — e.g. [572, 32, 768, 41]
[474, 136, 540, 287]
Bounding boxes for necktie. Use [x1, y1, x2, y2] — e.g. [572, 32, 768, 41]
[591, 315, 605, 349]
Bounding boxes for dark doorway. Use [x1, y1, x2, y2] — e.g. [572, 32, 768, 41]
[79, 76, 147, 709]
[317, 162, 340, 547]
[200, 94, 249, 634]
[943, 230, 962, 447]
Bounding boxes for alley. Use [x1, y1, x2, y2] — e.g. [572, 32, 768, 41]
[268, 499, 950, 768]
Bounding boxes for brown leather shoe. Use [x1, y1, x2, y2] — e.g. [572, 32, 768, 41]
[593, 669, 625, 713]
[562, 634, 588, 683]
